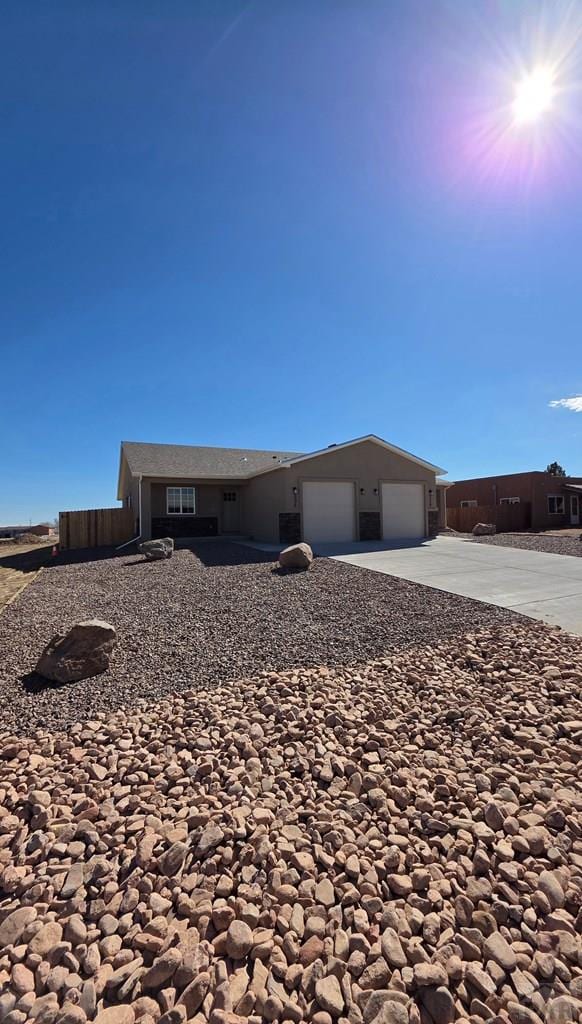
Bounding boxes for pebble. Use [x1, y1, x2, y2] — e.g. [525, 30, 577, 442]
[225, 922, 253, 960]
[483, 931, 517, 971]
[315, 975, 344, 1017]
[0, 621, 579, 1024]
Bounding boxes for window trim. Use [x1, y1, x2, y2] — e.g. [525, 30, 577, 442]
[166, 486, 196, 515]
[547, 494, 565, 515]
[460, 499, 478, 508]
[499, 496, 520, 505]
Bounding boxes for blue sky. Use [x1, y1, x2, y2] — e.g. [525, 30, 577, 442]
[2, 0, 582, 524]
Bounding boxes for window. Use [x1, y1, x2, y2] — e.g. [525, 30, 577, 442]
[548, 495, 565, 515]
[223, 492, 237, 502]
[167, 486, 195, 514]
[460, 499, 478, 508]
[499, 497, 520, 505]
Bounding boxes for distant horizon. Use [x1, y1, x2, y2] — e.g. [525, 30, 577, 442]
[2, 1, 581, 523]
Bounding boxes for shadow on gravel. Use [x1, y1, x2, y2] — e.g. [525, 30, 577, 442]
[49, 546, 138, 567]
[21, 671, 67, 695]
[271, 566, 310, 576]
[181, 541, 275, 568]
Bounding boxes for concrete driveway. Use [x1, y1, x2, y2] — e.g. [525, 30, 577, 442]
[319, 535, 582, 635]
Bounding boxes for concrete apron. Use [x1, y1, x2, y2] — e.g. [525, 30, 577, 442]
[326, 535, 582, 637]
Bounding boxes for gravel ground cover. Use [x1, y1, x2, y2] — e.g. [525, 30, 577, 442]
[0, 543, 517, 736]
[471, 533, 582, 558]
[0, 622, 580, 1024]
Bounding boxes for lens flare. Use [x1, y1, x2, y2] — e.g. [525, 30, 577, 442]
[513, 66, 556, 123]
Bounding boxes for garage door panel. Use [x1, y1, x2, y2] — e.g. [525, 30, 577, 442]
[302, 481, 355, 543]
[382, 482, 425, 539]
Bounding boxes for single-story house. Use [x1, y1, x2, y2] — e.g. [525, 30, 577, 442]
[446, 471, 582, 530]
[117, 435, 447, 545]
[0, 524, 52, 539]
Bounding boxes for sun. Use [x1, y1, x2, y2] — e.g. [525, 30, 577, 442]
[513, 66, 556, 124]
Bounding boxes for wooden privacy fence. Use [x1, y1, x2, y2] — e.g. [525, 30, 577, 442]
[59, 507, 134, 550]
[447, 502, 531, 534]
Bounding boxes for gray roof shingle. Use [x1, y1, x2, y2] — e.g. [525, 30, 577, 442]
[122, 441, 304, 480]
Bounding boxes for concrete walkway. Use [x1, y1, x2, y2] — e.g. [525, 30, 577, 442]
[321, 536, 582, 635]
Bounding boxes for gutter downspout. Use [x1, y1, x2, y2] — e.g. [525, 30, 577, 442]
[117, 474, 143, 551]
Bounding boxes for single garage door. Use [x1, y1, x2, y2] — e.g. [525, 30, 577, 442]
[381, 482, 425, 540]
[302, 481, 355, 543]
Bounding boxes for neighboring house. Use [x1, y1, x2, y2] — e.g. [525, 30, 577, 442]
[117, 435, 447, 545]
[0, 524, 52, 539]
[446, 471, 582, 530]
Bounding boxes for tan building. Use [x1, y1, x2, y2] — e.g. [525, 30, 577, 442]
[117, 435, 447, 546]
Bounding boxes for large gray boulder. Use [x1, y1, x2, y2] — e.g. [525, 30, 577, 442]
[139, 537, 174, 560]
[278, 542, 314, 570]
[472, 523, 496, 536]
[35, 619, 116, 684]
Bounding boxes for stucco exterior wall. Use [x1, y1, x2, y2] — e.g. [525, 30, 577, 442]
[117, 457, 141, 536]
[531, 476, 582, 530]
[447, 472, 582, 530]
[436, 487, 447, 530]
[140, 480, 152, 540]
[243, 469, 285, 543]
[128, 475, 141, 535]
[447, 473, 537, 509]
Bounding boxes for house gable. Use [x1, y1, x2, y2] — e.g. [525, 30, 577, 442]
[279, 434, 446, 476]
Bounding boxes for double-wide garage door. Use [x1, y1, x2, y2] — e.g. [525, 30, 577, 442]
[381, 482, 425, 539]
[302, 481, 355, 543]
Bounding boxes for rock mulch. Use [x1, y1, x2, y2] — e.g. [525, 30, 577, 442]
[0, 544, 516, 736]
[0, 622, 581, 1024]
[472, 534, 582, 558]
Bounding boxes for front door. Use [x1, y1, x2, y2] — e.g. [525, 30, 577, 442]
[570, 494, 580, 526]
[222, 490, 240, 533]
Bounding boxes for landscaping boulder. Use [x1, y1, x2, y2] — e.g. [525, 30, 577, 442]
[279, 542, 313, 570]
[472, 522, 496, 536]
[139, 537, 174, 560]
[35, 619, 116, 684]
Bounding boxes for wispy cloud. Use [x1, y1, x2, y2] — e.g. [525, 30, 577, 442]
[549, 395, 582, 412]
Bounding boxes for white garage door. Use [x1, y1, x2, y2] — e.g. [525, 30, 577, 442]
[381, 482, 425, 539]
[302, 481, 355, 543]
